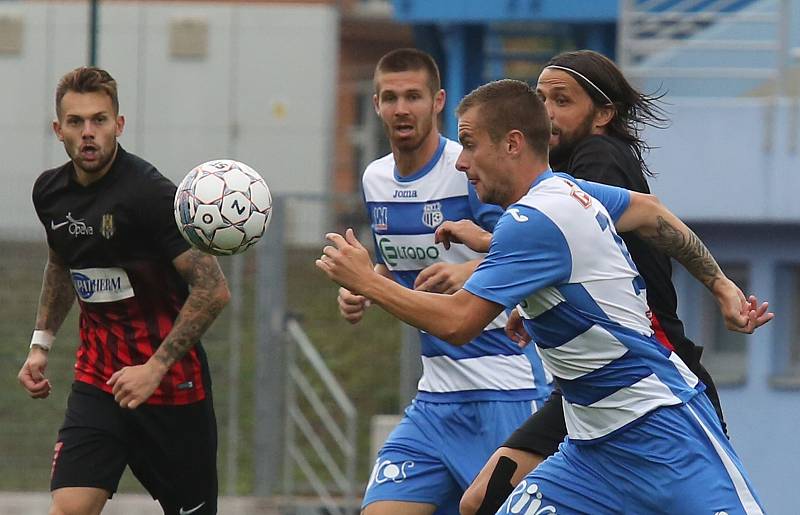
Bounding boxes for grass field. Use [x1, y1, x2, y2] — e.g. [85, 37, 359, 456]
[0, 241, 401, 495]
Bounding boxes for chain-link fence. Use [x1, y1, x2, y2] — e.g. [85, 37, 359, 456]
[0, 195, 405, 511]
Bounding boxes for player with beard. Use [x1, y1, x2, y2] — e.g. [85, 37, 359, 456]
[457, 49, 737, 515]
[337, 49, 551, 515]
[18, 67, 228, 515]
[318, 78, 768, 515]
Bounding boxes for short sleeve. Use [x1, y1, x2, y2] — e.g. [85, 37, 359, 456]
[467, 182, 503, 231]
[571, 178, 631, 223]
[464, 206, 572, 308]
[139, 171, 191, 261]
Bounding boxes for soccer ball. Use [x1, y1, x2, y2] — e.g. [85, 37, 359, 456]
[174, 159, 272, 256]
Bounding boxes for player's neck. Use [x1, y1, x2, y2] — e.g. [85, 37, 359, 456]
[506, 159, 550, 207]
[392, 131, 441, 177]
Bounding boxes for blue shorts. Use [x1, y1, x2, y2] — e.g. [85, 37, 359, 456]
[363, 398, 544, 514]
[497, 393, 764, 515]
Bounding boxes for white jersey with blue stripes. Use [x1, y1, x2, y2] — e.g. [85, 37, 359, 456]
[362, 136, 552, 403]
[464, 170, 702, 441]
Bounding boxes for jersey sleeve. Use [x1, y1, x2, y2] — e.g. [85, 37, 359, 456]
[572, 178, 631, 223]
[139, 170, 191, 261]
[467, 182, 503, 231]
[31, 174, 54, 249]
[463, 206, 572, 308]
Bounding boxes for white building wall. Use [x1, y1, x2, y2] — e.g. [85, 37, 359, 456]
[0, 1, 339, 244]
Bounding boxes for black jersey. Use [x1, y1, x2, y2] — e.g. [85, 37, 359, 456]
[32, 145, 209, 405]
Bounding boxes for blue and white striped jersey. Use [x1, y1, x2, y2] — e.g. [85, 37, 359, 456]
[362, 136, 552, 403]
[464, 170, 702, 441]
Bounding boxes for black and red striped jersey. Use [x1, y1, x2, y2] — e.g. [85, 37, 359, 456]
[32, 145, 208, 405]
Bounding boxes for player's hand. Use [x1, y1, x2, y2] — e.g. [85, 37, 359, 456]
[435, 220, 491, 252]
[338, 287, 371, 324]
[505, 309, 532, 348]
[106, 361, 166, 409]
[18, 347, 52, 399]
[714, 279, 774, 334]
[317, 229, 377, 294]
[414, 261, 477, 294]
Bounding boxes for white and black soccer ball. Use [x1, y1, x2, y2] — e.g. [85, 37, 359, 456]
[174, 159, 272, 256]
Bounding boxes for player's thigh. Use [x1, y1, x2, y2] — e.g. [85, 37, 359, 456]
[495, 446, 620, 515]
[362, 409, 461, 511]
[460, 447, 544, 515]
[128, 397, 218, 515]
[51, 384, 130, 496]
[50, 487, 108, 515]
[362, 500, 438, 515]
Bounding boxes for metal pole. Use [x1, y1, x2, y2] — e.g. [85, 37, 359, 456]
[225, 254, 244, 495]
[398, 324, 421, 408]
[254, 196, 287, 496]
[88, 0, 99, 66]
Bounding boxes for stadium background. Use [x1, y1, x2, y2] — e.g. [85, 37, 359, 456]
[0, 0, 798, 513]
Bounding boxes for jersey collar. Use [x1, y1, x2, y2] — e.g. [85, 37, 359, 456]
[529, 168, 554, 190]
[394, 135, 446, 183]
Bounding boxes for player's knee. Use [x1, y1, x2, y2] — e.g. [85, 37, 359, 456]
[50, 491, 105, 515]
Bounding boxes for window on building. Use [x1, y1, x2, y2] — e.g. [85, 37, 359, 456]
[770, 264, 800, 388]
[352, 80, 390, 178]
[697, 263, 749, 385]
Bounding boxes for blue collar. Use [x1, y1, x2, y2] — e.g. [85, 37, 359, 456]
[394, 135, 447, 183]
[529, 168, 554, 190]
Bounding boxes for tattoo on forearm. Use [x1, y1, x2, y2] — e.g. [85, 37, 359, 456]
[641, 216, 722, 290]
[35, 259, 76, 334]
[154, 250, 229, 367]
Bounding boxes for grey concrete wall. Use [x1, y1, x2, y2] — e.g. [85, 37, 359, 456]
[0, 1, 338, 244]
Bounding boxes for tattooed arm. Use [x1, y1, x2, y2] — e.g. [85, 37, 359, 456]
[18, 248, 76, 399]
[107, 248, 231, 409]
[616, 192, 773, 333]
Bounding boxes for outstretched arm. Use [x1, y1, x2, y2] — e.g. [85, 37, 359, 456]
[616, 192, 773, 333]
[18, 248, 76, 399]
[107, 248, 231, 408]
[318, 229, 503, 344]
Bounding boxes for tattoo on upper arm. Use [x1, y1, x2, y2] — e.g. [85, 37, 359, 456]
[35, 251, 76, 333]
[641, 216, 722, 290]
[154, 249, 229, 367]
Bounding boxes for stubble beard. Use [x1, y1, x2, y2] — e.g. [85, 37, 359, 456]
[67, 141, 116, 175]
[549, 111, 595, 169]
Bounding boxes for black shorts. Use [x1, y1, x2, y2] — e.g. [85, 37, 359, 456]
[51, 381, 217, 515]
[502, 389, 567, 457]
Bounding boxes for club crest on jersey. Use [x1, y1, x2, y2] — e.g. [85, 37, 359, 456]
[421, 202, 443, 228]
[373, 206, 388, 232]
[100, 213, 115, 239]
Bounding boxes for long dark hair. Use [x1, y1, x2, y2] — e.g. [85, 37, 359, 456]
[546, 50, 669, 177]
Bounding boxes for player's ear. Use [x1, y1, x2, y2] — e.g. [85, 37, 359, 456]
[593, 104, 615, 131]
[116, 114, 125, 137]
[433, 88, 446, 115]
[506, 130, 524, 157]
[52, 119, 64, 141]
[373, 94, 380, 116]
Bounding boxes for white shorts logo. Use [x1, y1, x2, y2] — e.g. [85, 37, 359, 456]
[505, 480, 557, 514]
[70, 267, 135, 303]
[178, 502, 205, 515]
[367, 459, 415, 488]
